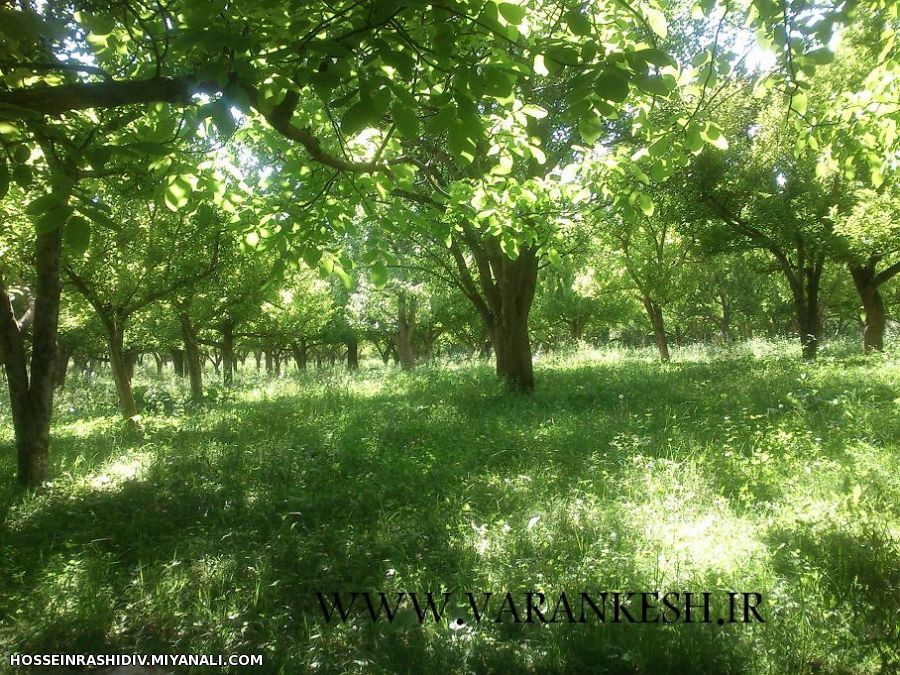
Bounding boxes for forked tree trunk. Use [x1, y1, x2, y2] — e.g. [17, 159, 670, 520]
[179, 312, 203, 400]
[397, 293, 416, 370]
[850, 263, 886, 353]
[0, 225, 64, 486]
[448, 235, 538, 392]
[642, 297, 670, 362]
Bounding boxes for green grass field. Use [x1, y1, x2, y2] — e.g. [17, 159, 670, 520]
[1, 342, 898, 674]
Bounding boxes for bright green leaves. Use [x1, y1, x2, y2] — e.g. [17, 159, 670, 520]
[164, 175, 197, 211]
[498, 2, 527, 25]
[579, 115, 605, 145]
[789, 91, 808, 117]
[645, 7, 668, 39]
[637, 192, 655, 217]
[701, 123, 729, 150]
[63, 216, 91, 255]
[370, 260, 389, 289]
[565, 9, 592, 36]
[685, 127, 704, 153]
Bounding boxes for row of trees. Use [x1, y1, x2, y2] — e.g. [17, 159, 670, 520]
[2, 0, 898, 485]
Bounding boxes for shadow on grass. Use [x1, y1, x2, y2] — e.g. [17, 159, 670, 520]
[0, 354, 897, 673]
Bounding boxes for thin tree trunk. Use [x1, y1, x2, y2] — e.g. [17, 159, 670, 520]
[346, 335, 359, 371]
[292, 339, 308, 371]
[642, 297, 670, 362]
[179, 312, 203, 400]
[850, 263, 886, 353]
[397, 293, 416, 370]
[52, 342, 70, 389]
[171, 349, 185, 377]
[265, 350, 273, 375]
[107, 323, 139, 419]
[222, 324, 235, 386]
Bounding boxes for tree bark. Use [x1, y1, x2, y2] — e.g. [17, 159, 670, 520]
[171, 349, 185, 377]
[397, 293, 416, 370]
[222, 324, 235, 386]
[107, 323, 139, 419]
[346, 335, 359, 371]
[292, 339, 308, 371]
[0, 227, 64, 486]
[52, 341, 70, 389]
[265, 349, 274, 375]
[179, 312, 203, 400]
[850, 262, 887, 353]
[642, 297, 670, 362]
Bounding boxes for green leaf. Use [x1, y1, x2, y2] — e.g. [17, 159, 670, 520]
[34, 205, 73, 234]
[391, 99, 419, 138]
[789, 91, 808, 116]
[804, 48, 834, 65]
[63, 215, 91, 254]
[637, 193, 655, 217]
[498, 3, 527, 25]
[12, 164, 32, 188]
[646, 7, 668, 38]
[210, 100, 237, 138]
[596, 70, 630, 102]
[77, 203, 120, 231]
[0, 159, 7, 200]
[578, 115, 604, 144]
[565, 9, 592, 36]
[371, 261, 389, 288]
[26, 192, 66, 215]
[341, 99, 377, 136]
[481, 66, 515, 98]
[685, 128, 703, 152]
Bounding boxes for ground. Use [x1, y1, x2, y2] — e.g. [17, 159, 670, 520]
[1, 340, 898, 674]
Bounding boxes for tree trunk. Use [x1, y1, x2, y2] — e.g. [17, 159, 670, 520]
[346, 336, 359, 371]
[107, 323, 139, 419]
[171, 349, 185, 377]
[793, 266, 823, 361]
[292, 339, 308, 371]
[152, 352, 163, 375]
[642, 297, 670, 362]
[179, 312, 203, 400]
[397, 293, 416, 370]
[0, 225, 65, 486]
[265, 349, 274, 375]
[52, 342, 70, 389]
[491, 249, 539, 393]
[222, 324, 235, 386]
[850, 263, 886, 353]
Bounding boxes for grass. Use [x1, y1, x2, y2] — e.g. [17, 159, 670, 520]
[1, 340, 898, 674]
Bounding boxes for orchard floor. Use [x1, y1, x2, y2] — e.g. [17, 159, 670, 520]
[1, 340, 898, 675]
